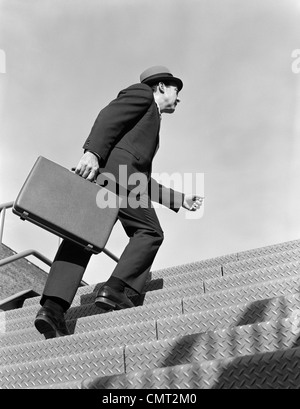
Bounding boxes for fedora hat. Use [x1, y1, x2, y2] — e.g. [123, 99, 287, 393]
[140, 65, 183, 91]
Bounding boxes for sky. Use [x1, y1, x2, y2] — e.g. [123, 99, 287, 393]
[1, 0, 300, 285]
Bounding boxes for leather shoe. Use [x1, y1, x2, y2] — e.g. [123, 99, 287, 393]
[94, 285, 134, 310]
[34, 306, 70, 339]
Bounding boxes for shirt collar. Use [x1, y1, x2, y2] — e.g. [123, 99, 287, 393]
[155, 100, 161, 117]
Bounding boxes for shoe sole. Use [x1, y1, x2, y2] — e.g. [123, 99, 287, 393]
[94, 296, 133, 311]
[34, 316, 66, 339]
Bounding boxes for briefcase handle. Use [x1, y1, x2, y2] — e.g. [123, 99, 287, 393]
[71, 167, 98, 184]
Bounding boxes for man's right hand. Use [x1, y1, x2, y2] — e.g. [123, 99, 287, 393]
[75, 151, 100, 182]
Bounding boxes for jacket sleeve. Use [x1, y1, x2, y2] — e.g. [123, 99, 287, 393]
[149, 177, 184, 213]
[83, 84, 153, 161]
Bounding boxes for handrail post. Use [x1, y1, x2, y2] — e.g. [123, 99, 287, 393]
[0, 206, 6, 244]
[0, 201, 14, 244]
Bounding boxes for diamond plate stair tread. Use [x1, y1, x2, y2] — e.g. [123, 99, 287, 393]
[3, 290, 300, 369]
[149, 238, 300, 281]
[10, 315, 300, 389]
[2, 272, 298, 341]
[20, 266, 220, 310]
[204, 261, 300, 293]
[1, 285, 194, 334]
[18, 241, 300, 314]
[4, 238, 300, 389]
[2, 273, 300, 347]
[5, 267, 214, 321]
[20, 240, 300, 310]
[21, 254, 298, 313]
[125, 316, 300, 373]
[18, 254, 300, 333]
[5, 258, 300, 332]
[2, 281, 300, 358]
[149, 238, 300, 280]
[236, 238, 300, 260]
[158, 291, 300, 340]
[183, 274, 300, 314]
[0, 298, 182, 348]
[0, 320, 156, 368]
[81, 345, 300, 389]
[0, 345, 125, 389]
[223, 247, 300, 275]
[20, 264, 220, 310]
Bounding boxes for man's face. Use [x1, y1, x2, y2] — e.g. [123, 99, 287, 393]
[162, 82, 181, 113]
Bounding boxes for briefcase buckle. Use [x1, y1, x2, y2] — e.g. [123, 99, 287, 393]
[20, 211, 29, 221]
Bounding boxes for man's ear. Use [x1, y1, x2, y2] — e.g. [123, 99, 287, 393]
[158, 82, 165, 93]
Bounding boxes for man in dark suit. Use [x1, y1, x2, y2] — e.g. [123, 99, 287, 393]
[34, 66, 203, 338]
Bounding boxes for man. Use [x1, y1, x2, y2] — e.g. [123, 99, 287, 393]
[34, 66, 203, 338]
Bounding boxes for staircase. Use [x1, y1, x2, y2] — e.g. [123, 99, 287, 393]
[1, 239, 300, 389]
[0, 243, 49, 300]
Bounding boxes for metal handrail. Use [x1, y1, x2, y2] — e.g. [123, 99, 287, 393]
[0, 249, 52, 267]
[0, 200, 119, 268]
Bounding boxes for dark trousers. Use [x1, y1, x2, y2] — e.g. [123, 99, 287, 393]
[41, 194, 164, 308]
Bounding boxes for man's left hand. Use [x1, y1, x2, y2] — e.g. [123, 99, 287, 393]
[182, 195, 204, 211]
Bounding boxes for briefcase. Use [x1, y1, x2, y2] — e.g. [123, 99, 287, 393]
[13, 156, 119, 254]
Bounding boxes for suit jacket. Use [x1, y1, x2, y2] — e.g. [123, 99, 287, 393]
[83, 83, 183, 212]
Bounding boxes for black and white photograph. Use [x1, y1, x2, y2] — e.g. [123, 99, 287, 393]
[1, 0, 300, 390]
